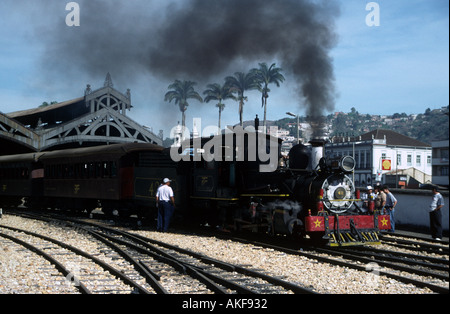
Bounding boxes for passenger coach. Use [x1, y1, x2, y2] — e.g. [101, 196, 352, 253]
[0, 143, 178, 217]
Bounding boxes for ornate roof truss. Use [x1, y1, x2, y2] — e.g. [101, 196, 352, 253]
[1, 76, 162, 153]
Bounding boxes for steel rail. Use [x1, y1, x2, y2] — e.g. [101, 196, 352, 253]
[0, 224, 151, 294]
[67, 218, 316, 294]
[338, 247, 449, 272]
[89, 225, 301, 294]
[341, 246, 449, 266]
[380, 236, 449, 255]
[0, 227, 91, 294]
[228, 236, 449, 294]
[87, 230, 168, 294]
[315, 246, 449, 281]
[117, 229, 317, 294]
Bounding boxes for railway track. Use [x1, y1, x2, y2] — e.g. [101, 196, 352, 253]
[191, 227, 449, 294]
[1, 212, 315, 294]
[2, 210, 447, 294]
[0, 225, 150, 294]
[379, 233, 449, 256]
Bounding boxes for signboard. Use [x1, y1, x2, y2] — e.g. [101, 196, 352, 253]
[382, 159, 391, 171]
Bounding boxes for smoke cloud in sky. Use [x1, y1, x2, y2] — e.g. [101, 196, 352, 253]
[37, 0, 340, 132]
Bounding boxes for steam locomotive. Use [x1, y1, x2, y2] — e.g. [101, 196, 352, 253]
[0, 127, 390, 246]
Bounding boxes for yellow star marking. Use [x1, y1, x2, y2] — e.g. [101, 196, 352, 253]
[314, 218, 322, 228]
[380, 217, 388, 226]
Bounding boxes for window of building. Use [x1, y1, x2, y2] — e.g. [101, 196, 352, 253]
[416, 155, 421, 166]
[441, 149, 449, 162]
[427, 155, 431, 165]
[362, 151, 366, 168]
[397, 153, 401, 166]
[407, 154, 412, 166]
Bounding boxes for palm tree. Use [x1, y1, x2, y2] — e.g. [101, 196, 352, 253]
[252, 63, 285, 130]
[203, 83, 234, 132]
[225, 72, 258, 126]
[164, 80, 203, 130]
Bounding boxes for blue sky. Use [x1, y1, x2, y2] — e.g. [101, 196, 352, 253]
[0, 0, 448, 137]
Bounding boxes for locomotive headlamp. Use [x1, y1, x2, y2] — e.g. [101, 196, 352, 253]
[326, 156, 355, 173]
[334, 187, 346, 200]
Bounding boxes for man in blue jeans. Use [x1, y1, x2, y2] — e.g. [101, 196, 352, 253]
[383, 186, 397, 232]
[156, 178, 175, 232]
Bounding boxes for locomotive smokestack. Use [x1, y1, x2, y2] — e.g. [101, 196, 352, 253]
[309, 138, 327, 170]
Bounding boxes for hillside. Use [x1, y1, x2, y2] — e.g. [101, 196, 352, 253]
[276, 106, 449, 145]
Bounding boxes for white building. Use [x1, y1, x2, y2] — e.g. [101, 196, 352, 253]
[432, 140, 449, 187]
[326, 129, 432, 188]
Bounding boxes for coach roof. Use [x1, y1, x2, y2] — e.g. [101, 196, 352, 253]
[0, 143, 163, 164]
[38, 143, 163, 161]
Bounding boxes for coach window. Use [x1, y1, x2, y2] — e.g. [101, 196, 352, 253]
[96, 162, 102, 178]
[63, 165, 70, 178]
[103, 161, 110, 178]
[75, 164, 82, 178]
[82, 163, 88, 178]
[111, 162, 118, 177]
[88, 163, 95, 178]
[56, 165, 63, 179]
[46, 165, 53, 178]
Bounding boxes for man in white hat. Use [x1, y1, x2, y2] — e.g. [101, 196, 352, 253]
[362, 186, 375, 212]
[156, 178, 175, 232]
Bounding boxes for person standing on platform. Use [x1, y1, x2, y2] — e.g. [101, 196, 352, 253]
[156, 178, 175, 232]
[374, 185, 386, 212]
[362, 186, 376, 213]
[429, 187, 444, 241]
[383, 186, 397, 232]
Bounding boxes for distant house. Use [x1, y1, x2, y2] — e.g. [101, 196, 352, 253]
[326, 129, 432, 188]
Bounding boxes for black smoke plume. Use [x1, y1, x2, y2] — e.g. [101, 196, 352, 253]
[39, 0, 340, 132]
